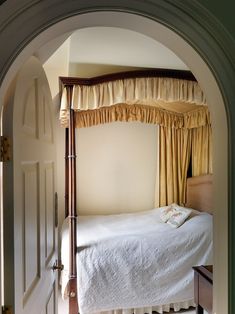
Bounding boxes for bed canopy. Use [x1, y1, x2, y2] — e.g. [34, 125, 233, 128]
[60, 69, 212, 207]
[59, 69, 212, 314]
[60, 70, 208, 128]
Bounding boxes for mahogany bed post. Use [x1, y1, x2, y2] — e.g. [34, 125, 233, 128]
[65, 127, 69, 217]
[67, 86, 79, 314]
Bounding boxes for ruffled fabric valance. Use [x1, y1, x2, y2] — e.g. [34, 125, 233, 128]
[60, 77, 208, 129]
[74, 103, 210, 129]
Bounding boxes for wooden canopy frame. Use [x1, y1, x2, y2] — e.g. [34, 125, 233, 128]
[60, 68, 198, 314]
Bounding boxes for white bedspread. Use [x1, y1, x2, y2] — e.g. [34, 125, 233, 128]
[60, 208, 212, 314]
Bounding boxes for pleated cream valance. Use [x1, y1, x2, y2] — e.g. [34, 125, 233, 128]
[60, 77, 209, 129]
[74, 103, 210, 129]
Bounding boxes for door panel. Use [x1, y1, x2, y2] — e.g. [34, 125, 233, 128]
[45, 162, 55, 263]
[22, 162, 40, 303]
[22, 80, 38, 138]
[46, 284, 56, 314]
[41, 92, 53, 143]
[2, 56, 57, 314]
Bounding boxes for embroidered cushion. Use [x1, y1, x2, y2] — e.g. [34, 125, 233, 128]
[160, 203, 192, 228]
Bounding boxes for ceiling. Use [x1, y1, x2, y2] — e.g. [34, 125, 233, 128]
[69, 27, 188, 70]
[37, 26, 188, 78]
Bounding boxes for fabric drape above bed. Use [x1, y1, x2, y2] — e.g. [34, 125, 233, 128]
[72, 102, 210, 129]
[60, 77, 208, 129]
[60, 73, 212, 208]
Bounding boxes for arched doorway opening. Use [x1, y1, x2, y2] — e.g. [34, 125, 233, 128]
[0, 4, 233, 313]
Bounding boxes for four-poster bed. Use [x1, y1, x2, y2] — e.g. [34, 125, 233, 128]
[59, 69, 213, 314]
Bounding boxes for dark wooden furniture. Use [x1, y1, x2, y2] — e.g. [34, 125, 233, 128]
[59, 68, 196, 88]
[193, 265, 213, 314]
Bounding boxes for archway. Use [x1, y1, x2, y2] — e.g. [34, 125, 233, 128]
[0, 3, 234, 313]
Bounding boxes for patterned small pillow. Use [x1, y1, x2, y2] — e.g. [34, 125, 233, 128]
[167, 205, 192, 228]
[159, 203, 178, 223]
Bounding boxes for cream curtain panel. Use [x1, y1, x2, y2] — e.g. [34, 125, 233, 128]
[60, 76, 212, 208]
[158, 127, 192, 207]
[158, 124, 213, 207]
[192, 125, 213, 176]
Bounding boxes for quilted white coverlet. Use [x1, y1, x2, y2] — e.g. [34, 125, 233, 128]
[60, 208, 212, 314]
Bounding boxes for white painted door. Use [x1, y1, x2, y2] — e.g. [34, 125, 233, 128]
[2, 56, 58, 314]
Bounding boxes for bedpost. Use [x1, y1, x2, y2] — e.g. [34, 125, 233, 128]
[68, 85, 78, 314]
[65, 127, 69, 217]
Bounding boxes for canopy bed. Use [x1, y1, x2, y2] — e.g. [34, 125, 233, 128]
[59, 69, 213, 314]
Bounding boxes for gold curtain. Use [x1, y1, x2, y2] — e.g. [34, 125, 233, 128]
[158, 126, 192, 206]
[192, 124, 213, 176]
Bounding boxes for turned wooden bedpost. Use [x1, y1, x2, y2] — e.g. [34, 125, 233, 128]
[65, 127, 69, 217]
[67, 86, 78, 314]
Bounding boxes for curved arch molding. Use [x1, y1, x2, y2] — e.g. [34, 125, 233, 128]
[0, 1, 234, 313]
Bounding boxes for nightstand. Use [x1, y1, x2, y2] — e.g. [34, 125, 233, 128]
[193, 265, 213, 314]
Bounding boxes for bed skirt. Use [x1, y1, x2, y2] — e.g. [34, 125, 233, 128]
[82, 300, 195, 314]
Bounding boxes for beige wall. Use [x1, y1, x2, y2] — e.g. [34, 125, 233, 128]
[76, 121, 158, 215]
[40, 37, 160, 225]
[40, 40, 160, 221]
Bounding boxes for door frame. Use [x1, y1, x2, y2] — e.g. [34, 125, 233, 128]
[0, 2, 234, 313]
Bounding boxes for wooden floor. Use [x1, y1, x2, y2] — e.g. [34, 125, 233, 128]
[58, 293, 197, 314]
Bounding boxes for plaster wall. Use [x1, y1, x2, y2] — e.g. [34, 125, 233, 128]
[76, 122, 158, 215]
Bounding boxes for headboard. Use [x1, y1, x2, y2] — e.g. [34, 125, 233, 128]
[185, 174, 213, 214]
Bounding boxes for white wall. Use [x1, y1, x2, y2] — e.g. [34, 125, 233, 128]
[76, 121, 158, 215]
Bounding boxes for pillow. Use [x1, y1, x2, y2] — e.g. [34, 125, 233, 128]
[167, 204, 192, 228]
[159, 203, 178, 223]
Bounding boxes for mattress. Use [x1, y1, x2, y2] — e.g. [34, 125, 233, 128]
[60, 207, 213, 314]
